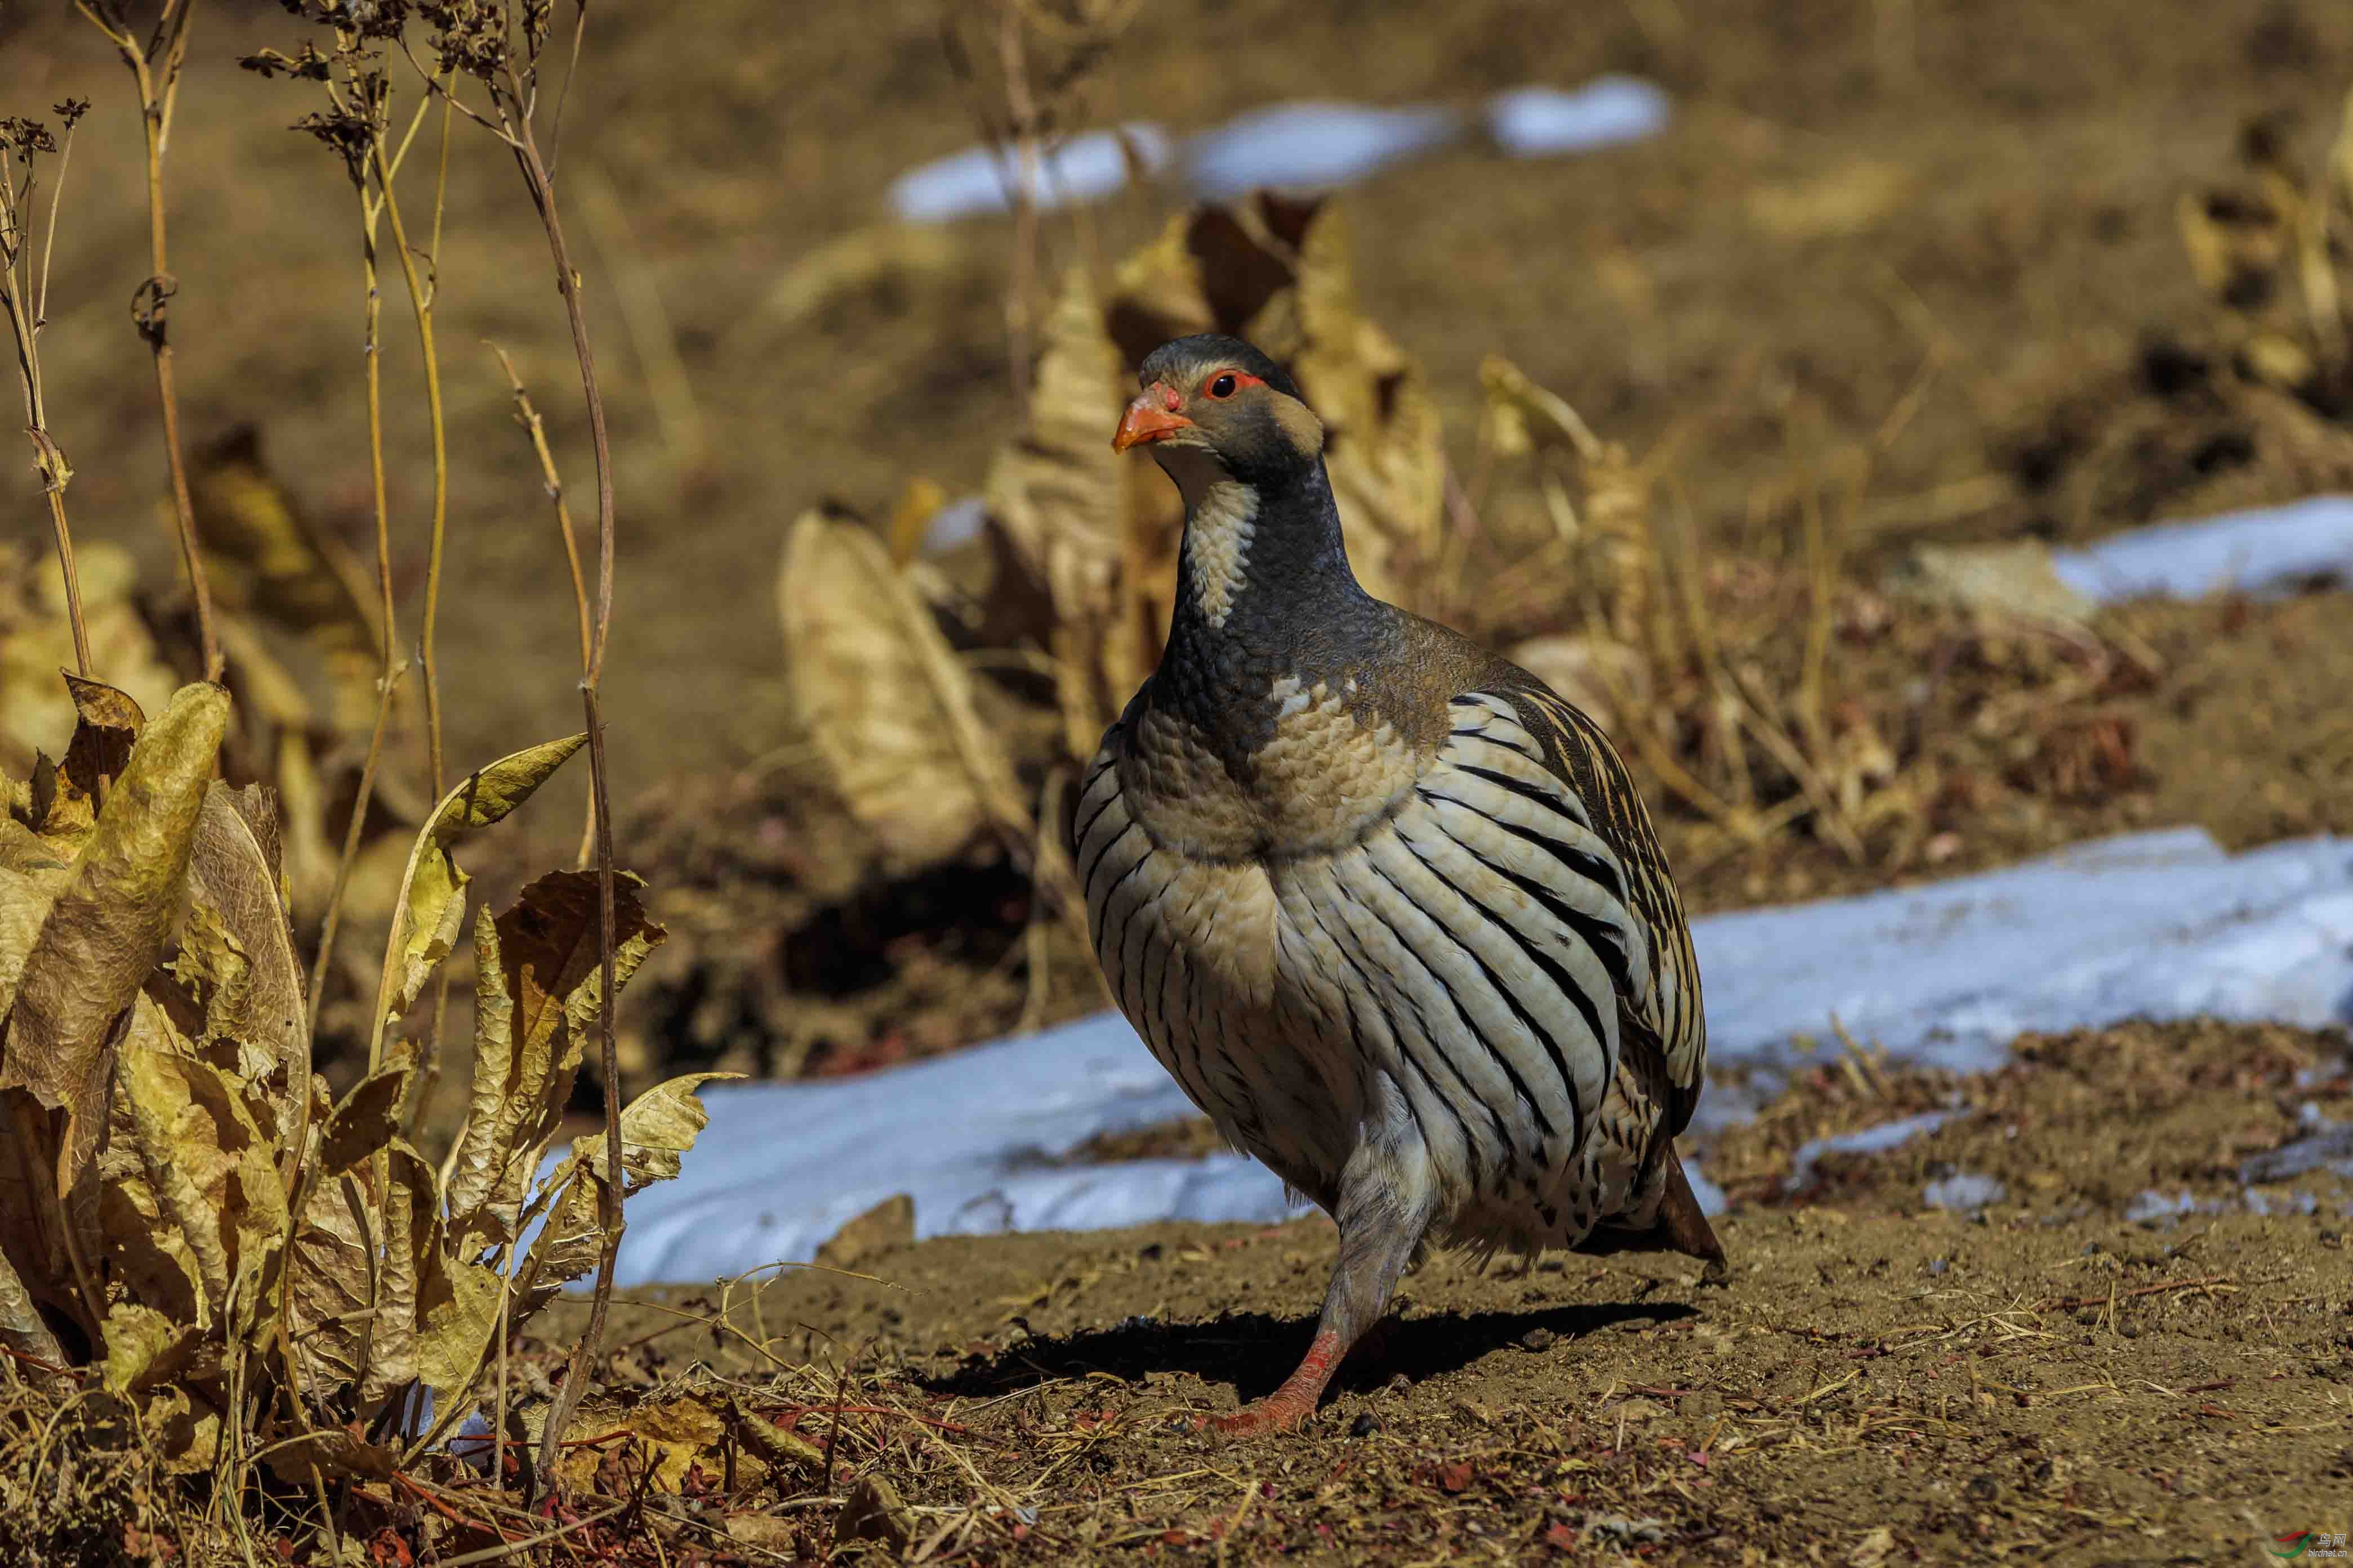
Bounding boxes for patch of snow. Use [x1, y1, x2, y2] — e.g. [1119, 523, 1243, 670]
[2053, 494, 2353, 602]
[1922, 1172, 2007, 1212]
[923, 495, 988, 555]
[2124, 1189, 2203, 1225]
[2243, 1187, 2321, 1218]
[1182, 102, 1465, 199]
[1785, 1111, 1956, 1193]
[1485, 78, 1671, 158]
[1684, 1162, 1728, 1219]
[2238, 1125, 2353, 1185]
[613, 827, 2353, 1285]
[889, 124, 1170, 224]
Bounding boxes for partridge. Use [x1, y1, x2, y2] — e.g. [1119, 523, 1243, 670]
[1076, 334, 1725, 1436]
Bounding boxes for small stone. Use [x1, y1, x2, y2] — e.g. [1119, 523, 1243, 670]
[833, 1475, 915, 1550]
[1964, 1474, 1998, 1503]
[1928, 1258, 1949, 1276]
[814, 1194, 915, 1272]
[1519, 1328, 1557, 1353]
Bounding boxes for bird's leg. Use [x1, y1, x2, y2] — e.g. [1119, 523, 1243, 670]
[1207, 1149, 1433, 1437]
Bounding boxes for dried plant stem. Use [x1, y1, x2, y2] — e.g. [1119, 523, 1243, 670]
[372, 145, 449, 798]
[489, 342, 598, 868]
[492, 74, 623, 1496]
[40, 494, 90, 676]
[1, 116, 92, 675]
[370, 135, 460, 1124]
[308, 172, 405, 1044]
[77, 0, 222, 680]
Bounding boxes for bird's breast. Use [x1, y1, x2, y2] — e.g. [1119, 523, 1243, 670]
[1116, 676, 1425, 864]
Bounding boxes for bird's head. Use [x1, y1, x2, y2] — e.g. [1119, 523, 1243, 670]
[1112, 334, 1325, 497]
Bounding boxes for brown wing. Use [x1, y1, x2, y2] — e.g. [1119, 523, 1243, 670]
[1492, 678, 1706, 1136]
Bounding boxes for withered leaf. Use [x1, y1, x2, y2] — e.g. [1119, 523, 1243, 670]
[359, 1140, 440, 1410]
[182, 781, 303, 1096]
[318, 1063, 411, 1177]
[984, 267, 1144, 758]
[778, 509, 1030, 873]
[554, 1396, 729, 1494]
[119, 1038, 287, 1329]
[0, 842, 70, 1019]
[445, 870, 665, 1253]
[5, 681, 229, 1183]
[92, 997, 209, 1326]
[190, 424, 384, 738]
[369, 732, 586, 1053]
[0, 541, 177, 781]
[286, 1167, 373, 1397]
[0, 1243, 64, 1376]
[413, 1252, 503, 1411]
[100, 1299, 198, 1394]
[261, 1425, 398, 1485]
[511, 1071, 737, 1319]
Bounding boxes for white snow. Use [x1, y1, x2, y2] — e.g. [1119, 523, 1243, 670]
[884, 80, 1673, 224]
[2054, 494, 2353, 602]
[614, 827, 2353, 1285]
[888, 124, 1171, 224]
[1785, 1110, 1955, 1193]
[1182, 102, 1465, 200]
[1485, 78, 1672, 159]
[1921, 1173, 2007, 1212]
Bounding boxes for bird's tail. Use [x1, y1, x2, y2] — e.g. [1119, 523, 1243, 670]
[1578, 1145, 1729, 1283]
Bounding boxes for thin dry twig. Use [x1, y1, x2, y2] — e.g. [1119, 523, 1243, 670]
[0, 107, 92, 676]
[74, 0, 222, 680]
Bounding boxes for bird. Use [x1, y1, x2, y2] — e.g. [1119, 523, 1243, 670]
[1073, 333, 1724, 1436]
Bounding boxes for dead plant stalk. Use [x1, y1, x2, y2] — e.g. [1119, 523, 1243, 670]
[403, 7, 625, 1487]
[0, 106, 92, 676]
[74, 0, 221, 679]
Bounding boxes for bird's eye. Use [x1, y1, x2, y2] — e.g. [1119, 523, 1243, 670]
[1206, 373, 1238, 399]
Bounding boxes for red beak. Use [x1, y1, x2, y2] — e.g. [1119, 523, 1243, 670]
[1112, 387, 1193, 452]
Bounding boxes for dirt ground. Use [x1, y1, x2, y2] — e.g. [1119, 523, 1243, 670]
[524, 1019, 2352, 1565]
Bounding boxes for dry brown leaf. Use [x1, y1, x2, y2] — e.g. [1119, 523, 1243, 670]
[413, 1250, 502, 1410]
[5, 682, 229, 1185]
[358, 1140, 447, 1411]
[444, 870, 664, 1252]
[0, 1244, 63, 1375]
[119, 1038, 288, 1330]
[286, 1166, 375, 1396]
[261, 1426, 399, 1485]
[180, 781, 304, 1101]
[189, 424, 384, 738]
[368, 732, 586, 1056]
[1281, 202, 1443, 606]
[986, 267, 1144, 759]
[90, 996, 210, 1327]
[0, 542, 177, 779]
[511, 1071, 737, 1317]
[778, 508, 1031, 873]
[0, 842, 71, 1020]
[318, 1064, 411, 1177]
[554, 1396, 729, 1494]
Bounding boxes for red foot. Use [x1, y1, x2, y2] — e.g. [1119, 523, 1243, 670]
[1200, 1395, 1316, 1437]
[1197, 1328, 1345, 1438]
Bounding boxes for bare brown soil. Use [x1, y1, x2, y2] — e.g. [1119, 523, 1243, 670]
[523, 1020, 2352, 1565]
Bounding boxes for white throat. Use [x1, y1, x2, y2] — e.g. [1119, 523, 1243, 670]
[1155, 445, 1257, 628]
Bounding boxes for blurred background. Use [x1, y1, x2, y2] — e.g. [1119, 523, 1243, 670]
[5, 0, 2353, 1136]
